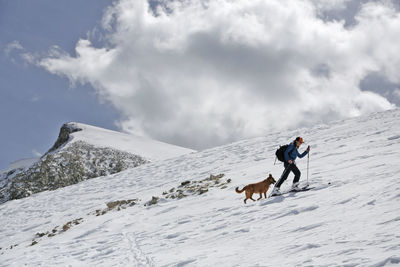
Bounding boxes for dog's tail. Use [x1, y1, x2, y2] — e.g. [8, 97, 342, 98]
[235, 186, 246, 194]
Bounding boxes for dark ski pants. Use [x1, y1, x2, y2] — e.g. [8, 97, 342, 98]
[275, 162, 301, 188]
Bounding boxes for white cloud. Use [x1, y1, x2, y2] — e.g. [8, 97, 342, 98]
[4, 41, 25, 64]
[353, 2, 400, 84]
[4, 40, 24, 56]
[36, 0, 398, 149]
[20, 53, 36, 64]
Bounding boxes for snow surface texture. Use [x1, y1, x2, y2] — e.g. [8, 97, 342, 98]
[1, 110, 400, 266]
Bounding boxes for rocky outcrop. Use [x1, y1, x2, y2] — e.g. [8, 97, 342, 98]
[46, 123, 82, 154]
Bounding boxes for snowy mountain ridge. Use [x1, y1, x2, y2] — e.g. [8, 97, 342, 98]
[0, 122, 195, 204]
[1, 109, 400, 266]
[49, 122, 196, 161]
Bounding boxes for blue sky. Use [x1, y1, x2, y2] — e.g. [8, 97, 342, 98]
[0, 0, 117, 169]
[1, 0, 400, 170]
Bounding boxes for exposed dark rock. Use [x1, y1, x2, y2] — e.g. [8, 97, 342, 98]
[46, 123, 82, 154]
[160, 174, 230, 201]
[145, 196, 159, 206]
[35, 232, 47, 238]
[180, 181, 191, 186]
[106, 199, 137, 210]
[62, 218, 83, 232]
[62, 222, 72, 232]
[88, 199, 138, 216]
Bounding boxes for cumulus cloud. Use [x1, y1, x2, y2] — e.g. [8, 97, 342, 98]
[354, 2, 400, 84]
[36, 0, 398, 149]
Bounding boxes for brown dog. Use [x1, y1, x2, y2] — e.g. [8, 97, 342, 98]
[235, 174, 276, 204]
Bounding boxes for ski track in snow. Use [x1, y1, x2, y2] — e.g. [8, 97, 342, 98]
[123, 232, 155, 267]
[1, 109, 400, 266]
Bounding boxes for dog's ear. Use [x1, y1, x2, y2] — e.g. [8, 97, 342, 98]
[269, 173, 272, 177]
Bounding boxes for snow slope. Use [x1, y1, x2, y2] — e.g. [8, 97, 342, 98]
[1, 109, 399, 266]
[60, 122, 196, 161]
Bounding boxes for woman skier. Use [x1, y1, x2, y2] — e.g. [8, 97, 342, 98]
[271, 137, 310, 196]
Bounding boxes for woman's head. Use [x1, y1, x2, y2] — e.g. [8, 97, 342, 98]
[295, 137, 304, 147]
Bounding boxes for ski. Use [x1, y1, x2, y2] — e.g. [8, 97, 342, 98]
[269, 185, 315, 197]
[289, 186, 315, 193]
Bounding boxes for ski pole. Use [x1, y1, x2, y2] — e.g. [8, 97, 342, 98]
[307, 149, 310, 185]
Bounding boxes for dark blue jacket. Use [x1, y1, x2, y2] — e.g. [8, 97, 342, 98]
[284, 142, 308, 163]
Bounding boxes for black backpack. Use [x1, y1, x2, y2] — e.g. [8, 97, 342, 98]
[275, 144, 289, 162]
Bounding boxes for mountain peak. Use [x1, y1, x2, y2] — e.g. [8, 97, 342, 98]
[0, 122, 195, 204]
[47, 122, 195, 161]
[46, 122, 83, 154]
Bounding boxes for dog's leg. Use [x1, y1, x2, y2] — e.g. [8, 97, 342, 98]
[264, 192, 267, 198]
[257, 193, 262, 200]
[244, 191, 251, 204]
